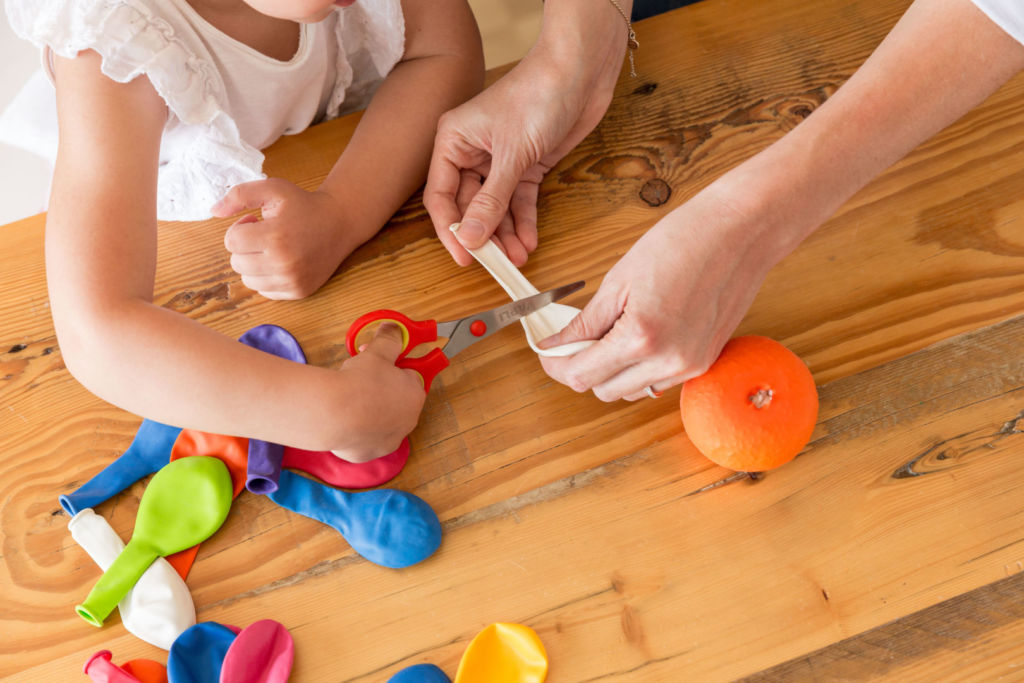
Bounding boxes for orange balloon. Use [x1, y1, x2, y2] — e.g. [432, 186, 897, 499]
[170, 430, 249, 495]
[681, 335, 818, 472]
[164, 545, 199, 581]
[165, 430, 250, 578]
[121, 658, 168, 683]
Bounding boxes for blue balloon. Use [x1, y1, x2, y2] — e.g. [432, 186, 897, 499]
[168, 622, 238, 683]
[268, 470, 442, 569]
[60, 419, 182, 515]
[388, 663, 451, 683]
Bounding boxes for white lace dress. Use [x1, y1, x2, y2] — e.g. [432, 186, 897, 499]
[971, 0, 1024, 45]
[3, 0, 405, 221]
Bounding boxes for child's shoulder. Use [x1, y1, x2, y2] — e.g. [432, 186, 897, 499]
[8, 0, 227, 118]
[7, 0, 194, 51]
[6, 0, 217, 95]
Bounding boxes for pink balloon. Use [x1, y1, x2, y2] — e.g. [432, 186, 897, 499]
[219, 619, 294, 683]
[282, 437, 408, 489]
[84, 651, 142, 683]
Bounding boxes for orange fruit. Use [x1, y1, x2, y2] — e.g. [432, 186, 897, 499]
[680, 335, 818, 472]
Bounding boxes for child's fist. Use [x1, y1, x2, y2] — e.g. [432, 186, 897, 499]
[213, 179, 358, 300]
[330, 322, 426, 463]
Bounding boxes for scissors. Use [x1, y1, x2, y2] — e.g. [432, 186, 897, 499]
[345, 281, 585, 392]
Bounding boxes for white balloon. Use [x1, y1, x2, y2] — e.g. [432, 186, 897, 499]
[69, 508, 196, 649]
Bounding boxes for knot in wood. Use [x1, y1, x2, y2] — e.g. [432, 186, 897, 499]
[639, 178, 671, 207]
[632, 82, 658, 95]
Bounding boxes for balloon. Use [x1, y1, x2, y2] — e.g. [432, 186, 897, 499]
[122, 659, 168, 683]
[69, 509, 195, 649]
[60, 420, 182, 516]
[237, 325, 307, 496]
[388, 663, 451, 683]
[281, 438, 409, 490]
[454, 623, 547, 683]
[165, 430, 250, 578]
[167, 622, 239, 683]
[268, 470, 441, 568]
[76, 457, 233, 626]
[219, 619, 294, 683]
[84, 651, 143, 683]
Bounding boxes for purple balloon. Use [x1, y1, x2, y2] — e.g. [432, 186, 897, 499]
[238, 325, 307, 494]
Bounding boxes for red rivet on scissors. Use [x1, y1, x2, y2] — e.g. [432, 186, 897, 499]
[470, 320, 487, 337]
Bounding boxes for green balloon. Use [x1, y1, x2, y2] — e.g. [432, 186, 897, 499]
[76, 456, 233, 627]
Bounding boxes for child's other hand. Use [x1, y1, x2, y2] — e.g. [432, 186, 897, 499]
[330, 322, 426, 463]
[213, 178, 364, 300]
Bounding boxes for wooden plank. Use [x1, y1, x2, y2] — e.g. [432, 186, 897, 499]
[743, 573, 1024, 681]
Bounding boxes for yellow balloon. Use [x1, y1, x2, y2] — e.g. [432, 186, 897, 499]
[454, 623, 548, 683]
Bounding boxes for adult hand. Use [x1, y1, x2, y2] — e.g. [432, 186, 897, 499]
[213, 178, 362, 300]
[538, 185, 784, 401]
[424, 39, 624, 267]
[331, 323, 425, 463]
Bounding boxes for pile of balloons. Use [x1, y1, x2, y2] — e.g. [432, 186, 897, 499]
[84, 621, 547, 682]
[63, 325, 551, 682]
[63, 326, 441, 646]
[84, 619, 293, 682]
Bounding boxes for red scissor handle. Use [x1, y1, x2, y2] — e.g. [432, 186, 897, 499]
[345, 309, 450, 393]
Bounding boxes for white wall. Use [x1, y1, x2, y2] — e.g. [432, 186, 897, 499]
[0, 12, 51, 225]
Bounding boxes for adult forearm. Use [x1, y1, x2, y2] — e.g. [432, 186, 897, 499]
[727, 0, 1024, 258]
[536, 0, 633, 92]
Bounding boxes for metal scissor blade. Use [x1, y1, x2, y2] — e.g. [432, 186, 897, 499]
[441, 280, 585, 358]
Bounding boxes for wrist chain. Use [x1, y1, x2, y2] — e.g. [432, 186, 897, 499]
[605, 0, 639, 77]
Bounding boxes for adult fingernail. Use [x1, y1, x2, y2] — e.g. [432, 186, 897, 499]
[455, 219, 485, 246]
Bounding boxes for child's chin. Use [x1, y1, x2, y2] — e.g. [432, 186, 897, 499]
[333, 0, 358, 7]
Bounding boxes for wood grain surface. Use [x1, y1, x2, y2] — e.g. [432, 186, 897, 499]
[2, 0, 1023, 680]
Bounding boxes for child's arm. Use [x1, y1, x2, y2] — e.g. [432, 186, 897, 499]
[47, 50, 425, 461]
[212, 0, 485, 299]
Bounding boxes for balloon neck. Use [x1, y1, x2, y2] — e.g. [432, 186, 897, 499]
[76, 540, 155, 627]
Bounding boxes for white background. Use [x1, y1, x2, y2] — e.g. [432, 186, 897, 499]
[0, 14, 51, 225]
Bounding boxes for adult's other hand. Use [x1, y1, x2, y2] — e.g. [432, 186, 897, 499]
[424, 1, 632, 266]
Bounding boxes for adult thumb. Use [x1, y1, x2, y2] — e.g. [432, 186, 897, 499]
[538, 286, 623, 349]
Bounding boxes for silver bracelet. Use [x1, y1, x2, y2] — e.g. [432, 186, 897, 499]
[605, 0, 639, 78]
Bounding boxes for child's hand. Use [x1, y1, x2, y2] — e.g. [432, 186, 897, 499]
[213, 178, 367, 300]
[330, 322, 426, 463]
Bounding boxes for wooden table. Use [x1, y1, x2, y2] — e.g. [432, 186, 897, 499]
[3, 0, 1023, 679]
